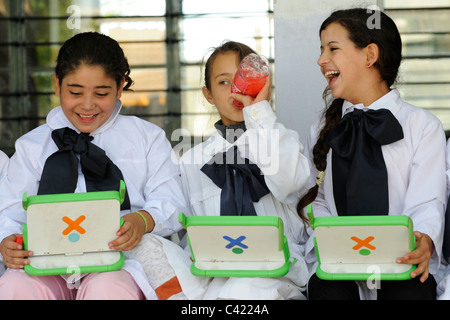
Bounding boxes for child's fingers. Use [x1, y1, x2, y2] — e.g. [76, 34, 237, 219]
[109, 233, 140, 251]
[2, 236, 32, 269]
[230, 92, 253, 107]
[5, 258, 30, 269]
[396, 231, 434, 282]
[410, 260, 430, 282]
[4, 253, 31, 268]
[109, 220, 142, 251]
[396, 248, 425, 266]
[254, 75, 271, 102]
[230, 75, 271, 108]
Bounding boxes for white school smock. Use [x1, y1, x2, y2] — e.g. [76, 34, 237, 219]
[177, 100, 311, 300]
[0, 151, 8, 180]
[0, 100, 188, 300]
[304, 89, 446, 298]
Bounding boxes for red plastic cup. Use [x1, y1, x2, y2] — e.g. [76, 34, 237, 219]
[231, 53, 270, 108]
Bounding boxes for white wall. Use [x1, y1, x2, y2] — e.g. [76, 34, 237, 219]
[273, 0, 381, 144]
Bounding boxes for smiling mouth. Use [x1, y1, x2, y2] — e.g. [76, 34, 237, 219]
[324, 70, 340, 84]
[77, 113, 98, 122]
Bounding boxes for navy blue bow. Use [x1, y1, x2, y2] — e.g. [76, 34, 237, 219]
[38, 127, 130, 210]
[327, 108, 403, 216]
[200, 146, 270, 216]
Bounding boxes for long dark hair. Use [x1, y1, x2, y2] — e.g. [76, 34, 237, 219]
[55, 32, 133, 91]
[296, 8, 402, 220]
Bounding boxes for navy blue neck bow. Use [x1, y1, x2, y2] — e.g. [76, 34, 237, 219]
[38, 127, 130, 210]
[200, 146, 270, 216]
[327, 108, 404, 216]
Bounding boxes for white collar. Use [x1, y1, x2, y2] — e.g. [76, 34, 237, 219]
[341, 89, 402, 117]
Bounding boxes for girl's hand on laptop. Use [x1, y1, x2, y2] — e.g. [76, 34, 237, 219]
[0, 234, 33, 269]
[109, 211, 154, 251]
[396, 231, 434, 283]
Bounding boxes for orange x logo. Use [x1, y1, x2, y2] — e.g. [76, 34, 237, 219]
[62, 215, 86, 235]
[351, 236, 376, 250]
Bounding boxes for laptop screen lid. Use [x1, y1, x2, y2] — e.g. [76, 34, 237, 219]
[21, 181, 126, 275]
[179, 213, 291, 278]
[307, 206, 416, 281]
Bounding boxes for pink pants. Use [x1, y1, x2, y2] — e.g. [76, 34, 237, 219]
[0, 269, 144, 300]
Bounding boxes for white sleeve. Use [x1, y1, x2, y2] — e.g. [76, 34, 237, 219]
[242, 100, 310, 206]
[139, 127, 188, 237]
[0, 151, 8, 179]
[0, 138, 42, 248]
[400, 114, 446, 273]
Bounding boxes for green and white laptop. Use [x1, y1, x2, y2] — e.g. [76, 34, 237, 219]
[178, 213, 292, 278]
[21, 181, 126, 276]
[307, 206, 417, 281]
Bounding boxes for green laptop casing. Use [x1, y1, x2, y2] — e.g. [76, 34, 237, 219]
[179, 212, 292, 278]
[21, 181, 126, 276]
[307, 205, 417, 281]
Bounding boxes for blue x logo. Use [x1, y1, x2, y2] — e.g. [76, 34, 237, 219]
[223, 235, 248, 249]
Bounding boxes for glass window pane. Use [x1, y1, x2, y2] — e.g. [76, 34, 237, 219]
[181, 114, 219, 138]
[36, 94, 54, 117]
[122, 42, 166, 66]
[0, 72, 8, 95]
[24, 18, 166, 44]
[99, 0, 165, 16]
[181, 65, 203, 90]
[388, 9, 450, 33]
[30, 71, 53, 93]
[130, 68, 166, 91]
[398, 83, 450, 107]
[402, 34, 450, 57]
[180, 16, 273, 63]
[121, 91, 167, 114]
[400, 58, 450, 83]
[182, 0, 271, 14]
[385, 0, 450, 9]
[100, 18, 166, 42]
[31, 44, 59, 69]
[29, 0, 165, 17]
[397, 82, 450, 130]
[0, 20, 9, 69]
[28, 0, 75, 16]
[181, 37, 274, 65]
[181, 90, 213, 114]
